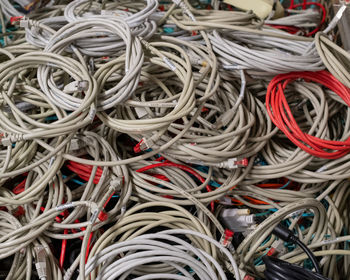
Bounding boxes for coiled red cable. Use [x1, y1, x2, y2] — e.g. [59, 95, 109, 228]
[266, 70, 350, 159]
[289, 1, 326, 36]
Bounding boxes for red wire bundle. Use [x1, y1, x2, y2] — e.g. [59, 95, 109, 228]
[268, 1, 326, 36]
[266, 70, 350, 159]
[66, 161, 103, 184]
[289, 1, 326, 36]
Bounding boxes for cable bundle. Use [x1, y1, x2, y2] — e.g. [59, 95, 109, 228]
[263, 256, 329, 280]
[315, 31, 350, 88]
[0, 0, 350, 280]
[64, 0, 158, 28]
[85, 229, 239, 280]
[97, 39, 196, 133]
[210, 29, 324, 76]
[0, 51, 97, 141]
[266, 70, 350, 159]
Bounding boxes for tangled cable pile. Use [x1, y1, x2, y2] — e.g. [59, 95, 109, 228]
[0, 0, 350, 279]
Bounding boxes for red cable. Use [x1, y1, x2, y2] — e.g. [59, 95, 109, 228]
[276, 1, 326, 37]
[266, 70, 350, 159]
[12, 178, 26, 194]
[302, 0, 307, 10]
[289, 0, 294, 9]
[68, 161, 103, 175]
[266, 24, 300, 34]
[289, 2, 326, 36]
[66, 161, 102, 184]
[60, 229, 69, 269]
[85, 233, 93, 263]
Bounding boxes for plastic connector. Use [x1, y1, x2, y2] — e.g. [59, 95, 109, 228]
[98, 210, 108, 222]
[20, 19, 30, 28]
[69, 139, 86, 151]
[10, 16, 24, 25]
[34, 246, 47, 280]
[266, 247, 276, 257]
[220, 229, 234, 247]
[110, 177, 123, 191]
[0, 133, 24, 146]
[270, 239, 287, 257]
[216, 158, 248, 169]
[12, 206, 25, 217]
[0, 135, 12, 146]
[63, 80, 89, 93]
[134, 138, 154, 153]
[220, 208, 256, 233]
[239, 269, 255, 280]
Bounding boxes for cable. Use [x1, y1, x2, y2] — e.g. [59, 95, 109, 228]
[263, 256, 329, 280]
[0, 1, 349, 280]
[266, 70, 350, 159]
[272, 223, 321, 273]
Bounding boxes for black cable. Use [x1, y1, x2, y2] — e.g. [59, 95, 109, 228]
[272, 223, 321, 274]
[263, 256, 330, 280]
[295, 238, 321, 274]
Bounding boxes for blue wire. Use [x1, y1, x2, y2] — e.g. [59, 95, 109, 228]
[280, 180, 291, 189]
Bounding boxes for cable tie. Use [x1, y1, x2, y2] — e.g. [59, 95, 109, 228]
[46, 62, 58, 68]
[88, 107, 96, 122]
[222, 64, 247, 70]
[48, 156, 55, 168]
[163, 57, 176, 71]
[286, 209, 304, 219]
[89, 57, 95, 74]
[322, 237, 338, 245]
[316, 165, 327, 172]
[89, 209, 99, 224]
[55, 202, 74, 211]
[186, 11, 196, 22]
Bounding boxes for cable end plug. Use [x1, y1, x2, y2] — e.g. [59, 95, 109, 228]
[239, 269, 255, 280]
[220, 208, 256, 233]
[10, 16, 24, 25]
[34, 246, 47, 280]
[134, 138, 154, 153]
[0, 133, 12, 146]
[217, 158, 249, 169]
[220, 229, 234, 248]
[272, 224, 297, 243]
[98, 210, 108, 222]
